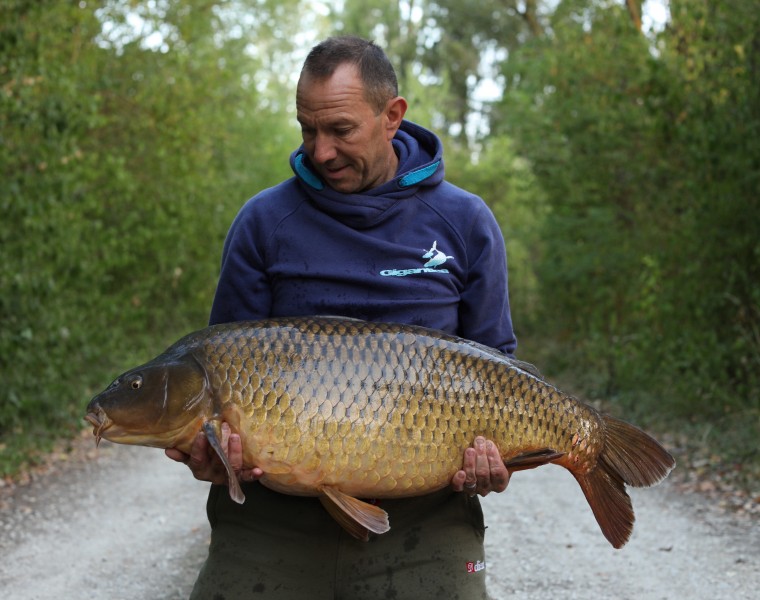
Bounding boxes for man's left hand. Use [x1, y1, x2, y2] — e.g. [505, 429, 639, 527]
[451, 436, 510, 497]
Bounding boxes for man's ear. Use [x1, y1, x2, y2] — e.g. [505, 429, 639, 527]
[384, 96, 408, 139]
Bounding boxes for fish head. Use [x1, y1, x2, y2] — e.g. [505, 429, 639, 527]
[85, 352, 209, 450]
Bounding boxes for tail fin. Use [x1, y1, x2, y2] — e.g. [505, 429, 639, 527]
[573, 415, 675, 549]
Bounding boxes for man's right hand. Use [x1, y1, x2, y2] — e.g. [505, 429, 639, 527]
[165, 422, 264, 485]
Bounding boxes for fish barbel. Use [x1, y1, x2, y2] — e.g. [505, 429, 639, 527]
[85, 316, 674, 547]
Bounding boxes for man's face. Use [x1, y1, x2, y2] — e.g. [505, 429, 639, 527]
[296, 63, 402, 194]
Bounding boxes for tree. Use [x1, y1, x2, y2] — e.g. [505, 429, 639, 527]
[490, 0, 759, 428]
[0, 0, 304, 471]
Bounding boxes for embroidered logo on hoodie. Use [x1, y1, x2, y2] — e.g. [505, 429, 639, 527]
[380, 241, 454, 277]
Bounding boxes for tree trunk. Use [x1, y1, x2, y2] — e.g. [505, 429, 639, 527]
[521, 0, 544, 37]
[625, 0, 642, 32]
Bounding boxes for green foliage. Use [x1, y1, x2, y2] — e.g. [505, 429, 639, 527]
[0, 0, 302, 475]
[492, 0, 760, 439]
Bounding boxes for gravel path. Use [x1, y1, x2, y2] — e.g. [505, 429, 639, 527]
[1, 440, 757, 599]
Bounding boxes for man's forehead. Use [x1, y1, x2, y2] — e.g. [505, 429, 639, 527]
[297, 64, 368, 99]
[296, 98, 362, 118]
[296, 108, 359, 127]
[296, 76, 373, 123]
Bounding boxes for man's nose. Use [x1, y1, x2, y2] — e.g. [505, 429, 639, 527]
[312, 134, 337, 164]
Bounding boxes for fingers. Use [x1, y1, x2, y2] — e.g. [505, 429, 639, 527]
[187, 429, 210, 472]
[474, 437, 491, 493]
[184, 423, 231, 485]
[452, 445, 479, 496]
[450, 469, 467, 493]
[240, 466, 265, 483]
[165, 448, 189, 463]
[227, 430, 262, 482]
[185, 429, 222, 484]
[486, 440, 510, 493]
[220, 421, 231, 453]
[454, 437, 510, 497]
[178, 422, 262, 486]
[227, 427, 244, 473]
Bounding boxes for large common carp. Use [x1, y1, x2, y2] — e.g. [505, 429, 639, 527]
[85, 316, 674, 548]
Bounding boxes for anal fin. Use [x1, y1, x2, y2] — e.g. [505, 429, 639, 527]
[319, 486, 390, 542]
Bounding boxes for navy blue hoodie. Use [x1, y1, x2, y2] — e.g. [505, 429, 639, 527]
[210, 120, 516, 355]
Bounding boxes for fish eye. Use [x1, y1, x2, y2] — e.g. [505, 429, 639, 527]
[130, 376, 143, 390]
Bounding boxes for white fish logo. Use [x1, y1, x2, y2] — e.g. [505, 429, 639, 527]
[422, 241, 454, 269]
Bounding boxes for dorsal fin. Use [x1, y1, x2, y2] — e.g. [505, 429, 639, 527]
[505, 357, 544, 379]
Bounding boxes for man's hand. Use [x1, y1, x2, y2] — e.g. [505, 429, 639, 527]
[165, 422, 263, 485]
[451, 436, 510, 497]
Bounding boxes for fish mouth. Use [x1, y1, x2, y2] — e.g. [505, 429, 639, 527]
[84, 409, 112, 446]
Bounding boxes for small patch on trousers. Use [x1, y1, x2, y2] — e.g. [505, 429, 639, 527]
[466, 560, 486, 574]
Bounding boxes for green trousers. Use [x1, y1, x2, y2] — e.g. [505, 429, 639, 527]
[190, 482, 490, 600]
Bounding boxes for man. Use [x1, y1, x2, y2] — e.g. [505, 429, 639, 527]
[167, 35, 516, 599]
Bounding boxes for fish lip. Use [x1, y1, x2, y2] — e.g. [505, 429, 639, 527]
[84, 409, 112, 446]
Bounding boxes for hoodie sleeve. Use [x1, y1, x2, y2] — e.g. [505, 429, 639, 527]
[209, 201, 272, 326]
[457, 202, 517, 356]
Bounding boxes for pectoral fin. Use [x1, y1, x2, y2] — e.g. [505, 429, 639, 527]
[319, 486, 390, 542]
[202, 421, 245, 504]
[504, 448, 564, 472]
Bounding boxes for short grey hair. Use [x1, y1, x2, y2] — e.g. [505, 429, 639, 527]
[300, 35, 399, 113]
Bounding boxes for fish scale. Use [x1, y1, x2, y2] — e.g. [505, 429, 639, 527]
[86, 315, 674, 547]
[196, 318, 602, 495]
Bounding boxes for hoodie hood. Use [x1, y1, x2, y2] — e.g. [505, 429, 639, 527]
[289, 120, 444, 229]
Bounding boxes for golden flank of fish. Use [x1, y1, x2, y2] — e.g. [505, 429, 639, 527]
[85, 316, 675, 547]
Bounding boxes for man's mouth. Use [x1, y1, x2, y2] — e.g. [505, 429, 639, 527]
[324, 164, 350, 178]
